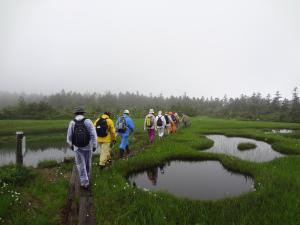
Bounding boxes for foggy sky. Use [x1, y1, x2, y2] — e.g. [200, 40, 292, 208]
[0, 0, 299, 99]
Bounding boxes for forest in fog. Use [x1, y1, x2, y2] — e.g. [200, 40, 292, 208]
[0, 88, 299, 122]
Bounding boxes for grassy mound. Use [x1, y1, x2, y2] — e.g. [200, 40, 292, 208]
[237, 142, 257, 151]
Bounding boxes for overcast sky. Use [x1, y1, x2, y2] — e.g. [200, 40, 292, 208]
[0, 0, 299, 99]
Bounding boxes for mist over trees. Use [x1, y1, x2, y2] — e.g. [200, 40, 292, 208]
[0, 88, 299, 122]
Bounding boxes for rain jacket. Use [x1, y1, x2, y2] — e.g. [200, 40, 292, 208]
[115, 114, 135, 135]
[93, 114, 116, 143]
[155, 114, 166, 129]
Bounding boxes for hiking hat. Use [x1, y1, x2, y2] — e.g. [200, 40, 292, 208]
[149, 109, 154, 114]
[158, 111, 162, 115]
[104, 112, 111, 117]
[73, 106, 86, 114]
[123, 109, 130, 115]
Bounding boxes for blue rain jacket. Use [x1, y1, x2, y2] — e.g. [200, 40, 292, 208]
[115, 114, 135, 136]
[115, 114, 135, 150]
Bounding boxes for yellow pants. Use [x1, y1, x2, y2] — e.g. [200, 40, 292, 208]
[99, 142, 111, 166]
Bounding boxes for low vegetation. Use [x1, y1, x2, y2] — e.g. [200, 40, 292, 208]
[90, 117, 300, 225]
[1, 117, 300, 224]
[237, 142, 257, 151]
[0, 163, 72, 225]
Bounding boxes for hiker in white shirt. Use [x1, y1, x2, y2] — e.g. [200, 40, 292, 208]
[155, 111, 166, 140]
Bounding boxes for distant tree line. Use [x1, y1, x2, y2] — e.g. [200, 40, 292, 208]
[0, 88, 299, 122]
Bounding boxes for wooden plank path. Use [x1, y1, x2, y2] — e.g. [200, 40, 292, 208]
[61, 136, 161, 225]
[62, 165, 97, 225]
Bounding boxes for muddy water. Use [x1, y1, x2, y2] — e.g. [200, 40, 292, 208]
[205, 135, 283, 162]
[128, 160, 254, 200]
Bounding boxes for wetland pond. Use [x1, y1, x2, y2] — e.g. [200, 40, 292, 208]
[128, 160, 254, 200]
[205, 135, 283, 162]
[0, 143, 99, 167]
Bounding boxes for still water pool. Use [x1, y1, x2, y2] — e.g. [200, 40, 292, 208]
[0, 144, 99, 167]
[205, 135, 283, 162]
[128, 160, 254, 200]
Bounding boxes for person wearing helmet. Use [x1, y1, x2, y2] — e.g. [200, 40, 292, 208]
[115, 109, 135, 158]
[144, 109, 156, 143]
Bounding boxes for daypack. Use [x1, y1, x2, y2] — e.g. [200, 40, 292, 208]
[164, 115, 170, 125]
[156, 116, 163, 127]
[146, 115, 153, 127]
[171, 114, 177, 123]
[95, 118, 109, 137]
[117, 116, 127, 133]
[72, 118, 90, 147]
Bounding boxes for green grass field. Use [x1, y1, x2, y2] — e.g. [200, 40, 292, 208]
[1, 117, 300, 225]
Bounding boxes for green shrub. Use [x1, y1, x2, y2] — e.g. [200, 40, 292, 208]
[0, 165, 34, 186]
[237, 142, 257, 151]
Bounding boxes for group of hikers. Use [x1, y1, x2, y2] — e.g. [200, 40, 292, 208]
[67, 106, 190, 189]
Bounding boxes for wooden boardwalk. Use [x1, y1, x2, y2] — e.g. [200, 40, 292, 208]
[62, 166, 97, 225]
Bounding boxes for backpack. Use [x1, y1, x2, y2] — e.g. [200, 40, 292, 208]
[171, 114, 177, 123]
[164, 115, 169, 125]
[72, 118, 90, 147]
[156, 116, 163, 127]
[146, 115, 153, 127]
[117, 116, 127, 133]
[95, 118, 109, 137]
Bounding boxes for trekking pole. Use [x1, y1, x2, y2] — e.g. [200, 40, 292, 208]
[16, 131, 24, 166]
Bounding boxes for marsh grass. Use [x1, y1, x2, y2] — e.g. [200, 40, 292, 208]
[237, 142, 257, 151]
[91, 117, 300, 225]
[1, 117, 300, 224]
[0, 162, 72, 225]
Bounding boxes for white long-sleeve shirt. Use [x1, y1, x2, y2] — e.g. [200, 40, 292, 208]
[155, 115, 166, 129]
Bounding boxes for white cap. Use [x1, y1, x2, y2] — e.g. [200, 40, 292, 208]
[149, 108, 154, 114]
[123, 109, 130, 114]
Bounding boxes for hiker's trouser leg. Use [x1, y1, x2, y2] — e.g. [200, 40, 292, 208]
[75, 149, 91, 187]
[99, 142, 111, 166]
[171, 123, 176, 133]
[147, 129, 155, 143]
[165, 126, 170, 135]
[157, 128, 164, 138]
[119, 133, 129, 152]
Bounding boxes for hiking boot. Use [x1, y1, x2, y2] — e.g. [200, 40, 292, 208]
[98, 164, 106, 170]
[80, 185, 90, 191]
[119, 149, 124, 159]
[126, 149, 131, 156]
[125, 145, 131, 157]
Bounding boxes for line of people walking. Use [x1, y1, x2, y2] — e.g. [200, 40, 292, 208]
[144, 109, 180, 144]
[67, 106, 188, 189]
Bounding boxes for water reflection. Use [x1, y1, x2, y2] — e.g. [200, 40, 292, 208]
[147, 168, 158, 185]
[205, 135, 283, 162]
[128, 160, 254, 200]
